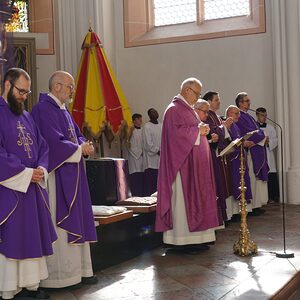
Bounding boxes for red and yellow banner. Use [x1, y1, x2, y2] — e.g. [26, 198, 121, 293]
[70, 29, 132, 138]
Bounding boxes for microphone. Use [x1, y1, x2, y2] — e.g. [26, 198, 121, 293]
[247, 107, 294, 258]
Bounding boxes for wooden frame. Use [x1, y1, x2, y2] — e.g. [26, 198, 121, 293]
[124, 0, 266, 47]
[12, 37, 37, 111]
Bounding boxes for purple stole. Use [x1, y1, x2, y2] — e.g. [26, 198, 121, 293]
[205, 110, 231, 222]
[0, 97, 57, 259]
[31, 93, 97, 244]
[236, 111, 269, 181]
[155, 97, 218, 232]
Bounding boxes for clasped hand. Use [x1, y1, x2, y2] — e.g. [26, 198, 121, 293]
[199, 124, 210, 136]
[81, 141, 95, 156]
[31, 167, 44, 183]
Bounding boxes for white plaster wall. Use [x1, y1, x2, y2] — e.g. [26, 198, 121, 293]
[35, 0, 275, 159]
[113, 1, 274, 122]
[36, 54, 57, 93]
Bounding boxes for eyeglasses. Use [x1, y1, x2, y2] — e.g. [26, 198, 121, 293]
[199, 109, 209, 114]
[12, 84, 32, 96]
[196, 108, 209, 115]
[189, 87, 201, 99]
[57, 82, 75, 90]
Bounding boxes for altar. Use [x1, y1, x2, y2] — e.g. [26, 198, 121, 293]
[85, 158, 162, 271]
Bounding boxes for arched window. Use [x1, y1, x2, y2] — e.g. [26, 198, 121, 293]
[124, 0, 265, 47]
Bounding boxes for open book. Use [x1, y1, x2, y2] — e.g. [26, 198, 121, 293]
[217, 130, 259, 157]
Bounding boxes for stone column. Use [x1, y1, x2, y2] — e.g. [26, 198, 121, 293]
[271, 0, 300, 204]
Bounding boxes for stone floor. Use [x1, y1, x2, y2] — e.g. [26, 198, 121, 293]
[47, 203, 300, 300]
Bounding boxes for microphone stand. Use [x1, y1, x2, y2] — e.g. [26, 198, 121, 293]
[248, 108, 294, 258]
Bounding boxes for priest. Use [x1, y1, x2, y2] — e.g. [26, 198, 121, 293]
[155, 78, 219, 254]
[235, 92, 269, 214]
[31, 71, 97, 288]
[202, 91, 233, 223]
[0, 68, 57, 299]
[225, 105, 253, 219]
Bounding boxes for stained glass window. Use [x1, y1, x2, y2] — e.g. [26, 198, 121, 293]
[5, 0, 29, 32]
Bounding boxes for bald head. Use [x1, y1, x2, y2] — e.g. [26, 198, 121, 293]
[194, 99, 210, 121]
[49, 71, 75, 104]
[226, 105, 240, 123]
[180, 77, 202, 106]
[49, 71, 73, 91]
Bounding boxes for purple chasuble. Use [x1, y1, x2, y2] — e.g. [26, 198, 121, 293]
[0, 97, 57, 259]
[31, 93, 97, 244]
[155, 97, 218, 232]
[227, 123, 252, 202]
[205, 110, 231, 222]
[236, 111, 269, 181]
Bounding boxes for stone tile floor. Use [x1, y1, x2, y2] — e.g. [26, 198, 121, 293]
[48, 203, 300, 299]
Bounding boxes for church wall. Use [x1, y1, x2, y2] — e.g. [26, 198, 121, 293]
[35, 0, 274, 157]
[113, 0, 274, 121]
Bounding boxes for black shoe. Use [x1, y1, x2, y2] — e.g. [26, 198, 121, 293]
[183, 244, 210, 255]
[230, 214, 241, 222]
[248, 208, 265, 216]
[15, 288, 50, 299]
[165, 245, 186, 255]
[66, 282, 83, 290]
[254, 208, 266, 215]
[81, 275, 98, 285]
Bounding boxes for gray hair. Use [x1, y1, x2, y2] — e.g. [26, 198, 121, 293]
[225, 105, 240, 117]
[235, 92, 248, 107]
[194, 99, 209, 110]
[48, 70, 73, 91]
[180, 77, 202, 92]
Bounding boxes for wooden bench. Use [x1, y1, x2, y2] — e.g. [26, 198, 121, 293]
[118, 204, 157, 214]
[94, 210, 133, 225]
[91, 209, 162, 271]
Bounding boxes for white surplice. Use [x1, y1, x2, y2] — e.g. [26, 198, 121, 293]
[0, 169, 48, 299]
[40, 97, 93, 288]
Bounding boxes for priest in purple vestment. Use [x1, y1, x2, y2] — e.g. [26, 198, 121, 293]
[156, 78, 219, 254]
[31, 71, 97, 288]
[0, 68, 57, 299]
[235, 92, 269, 215]
[202, 91, 233, 222]
[225, 105, 253, 220]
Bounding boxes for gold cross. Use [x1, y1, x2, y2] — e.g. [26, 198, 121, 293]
[68, 123, 78, 144]
[16, 121, 33, 158]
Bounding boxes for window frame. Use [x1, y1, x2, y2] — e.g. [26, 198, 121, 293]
[123, 0, 266, 48]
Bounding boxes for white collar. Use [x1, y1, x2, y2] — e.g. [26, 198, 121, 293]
[177, 94, 193, 108]
[48, 93, 66, 110]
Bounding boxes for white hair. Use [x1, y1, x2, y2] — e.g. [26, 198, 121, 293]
[194, 99, 209, 110]
[225, 105, 239, 117]
[180, 77, 202, 91]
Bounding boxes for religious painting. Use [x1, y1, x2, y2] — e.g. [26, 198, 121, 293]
[12, 36, 37, 111]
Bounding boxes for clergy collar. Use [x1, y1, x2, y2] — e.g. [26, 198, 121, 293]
[48, 93, 66, 110]
[177, 94, 193, 108]
[177, 94, 200, 121]
[258, 122, 267, 128]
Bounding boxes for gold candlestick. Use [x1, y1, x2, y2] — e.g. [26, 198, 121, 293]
[233, 145, 257, 256]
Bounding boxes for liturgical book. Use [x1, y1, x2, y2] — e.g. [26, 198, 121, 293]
[217, 130, 259, 157]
